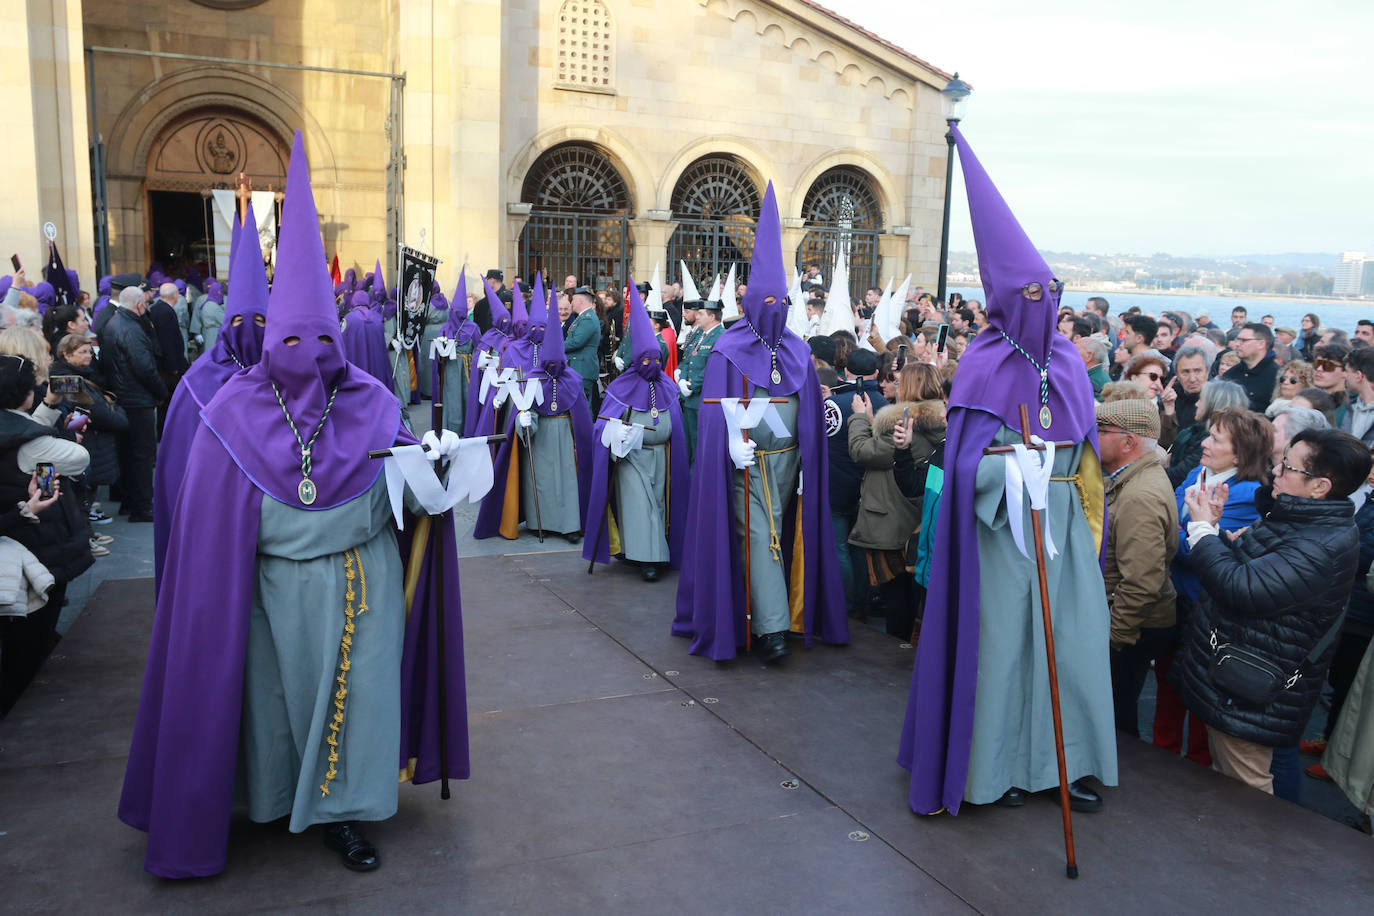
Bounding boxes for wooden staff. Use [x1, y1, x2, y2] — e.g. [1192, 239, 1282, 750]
[984, 404, 1078, 879]
[367, 434, 504, 460]
[430, 358, 451, 799]
[703, 374, 789, 653]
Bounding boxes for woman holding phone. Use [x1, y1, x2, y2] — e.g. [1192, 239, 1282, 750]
[1154, 407, 1271, 768]
[0, 354, 92, 714]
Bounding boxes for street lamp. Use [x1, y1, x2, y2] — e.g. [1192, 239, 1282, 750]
[936, 73, 971, 306]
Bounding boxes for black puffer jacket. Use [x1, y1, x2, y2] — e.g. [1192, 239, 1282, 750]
[0, 412, 94, 584]
[98, 307, 167, 408]
[1172, 494, 1359, 746]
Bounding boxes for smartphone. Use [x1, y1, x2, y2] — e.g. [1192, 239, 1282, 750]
[49, 375, 84, 396]
[902, 406, 911, 423]
[936, 323, 950, 354]
[35, 462, 55, 500]
[10, 254, 20, 272]
[66, 410, 89, 432]
[895, 344, 908, 372]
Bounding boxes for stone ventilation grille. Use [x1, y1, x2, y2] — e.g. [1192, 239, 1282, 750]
[556, 0, 615, 93]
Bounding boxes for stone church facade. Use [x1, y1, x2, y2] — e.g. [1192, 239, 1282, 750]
[5, 0, 953, 295]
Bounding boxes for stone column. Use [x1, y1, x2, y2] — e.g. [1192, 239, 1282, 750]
[628, 216, 677, 284]
[0, 0, 94, 283]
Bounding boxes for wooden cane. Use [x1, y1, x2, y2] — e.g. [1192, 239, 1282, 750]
[741, 374, 753, 651]
[1012, 403, 1078, 878]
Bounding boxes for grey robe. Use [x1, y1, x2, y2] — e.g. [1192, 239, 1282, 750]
[238, 476, 405, 832]
[199, 298, 226, 354]
[614, 406, 673, 563]
[434, 343, 473, 436]
[417, 310, 448, 398]
[519, 412, 581, 535]
[733, 391, 800, 636]
[963, 428, 1117, 804]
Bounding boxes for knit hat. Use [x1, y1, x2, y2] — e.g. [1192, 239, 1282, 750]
[1095, 398, 1160, 438]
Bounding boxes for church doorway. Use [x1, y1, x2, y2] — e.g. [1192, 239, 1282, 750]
[143, 109, 288, 278]
[147, 191, 214, 276]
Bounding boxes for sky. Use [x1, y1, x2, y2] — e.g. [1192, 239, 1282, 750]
[823, 0, 1374, 258]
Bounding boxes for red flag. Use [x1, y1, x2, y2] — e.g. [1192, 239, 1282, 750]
[330, 254, 342, 286]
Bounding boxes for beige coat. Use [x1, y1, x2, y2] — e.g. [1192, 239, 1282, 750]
[1103, 452, 1179, 647]
[846, 400, 944, 552]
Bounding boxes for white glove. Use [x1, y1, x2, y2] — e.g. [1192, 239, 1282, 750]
[517, 409, 534, 429]
[673, 367, 682, 383]
[678, 378, 692, 398]
[729, 436, 757, 470]
[614, 355, 625, 372]
[195, 334, 204, 345]
[421, 429, 461, 462]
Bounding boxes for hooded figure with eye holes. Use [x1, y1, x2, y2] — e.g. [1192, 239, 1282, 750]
[898, 125, 1117, 818]
[122, 132, 470, 879]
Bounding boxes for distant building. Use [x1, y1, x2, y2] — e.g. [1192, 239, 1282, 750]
[1334, 250, 1367, 297]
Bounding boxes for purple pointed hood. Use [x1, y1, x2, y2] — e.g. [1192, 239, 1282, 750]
[510, 280, 530, 338]
[626, 277, 662, 381]
[31, 281, 55, 308]
[205, 278, 225, 305]
[526, 273, 547, 346]
[944, 123, 1093, 440]
[478, 276, 512, 352]
[599, 276, 678, 421]
[174, 279, 187, 296]
[740, 182, 788, 342]
[442, 266, 481, 347]
[370, 260, 385, 303]
[343, 267, 357, 291]
[220, 199, 269, 366]
[537, 284, 567, 377]
[98, 275, 112, 296]
[199, 130, 400, 511]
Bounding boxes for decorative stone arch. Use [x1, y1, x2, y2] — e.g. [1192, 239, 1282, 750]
[506, 125, 653, 218]
[520, 142, 632, 213]
[654, 137, 777, 213]
[790, 151, 903, 228]
[104, 65, 338, 187]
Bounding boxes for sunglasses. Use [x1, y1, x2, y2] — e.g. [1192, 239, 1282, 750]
[1136, 371, 1164, 382]
[1315, 359, 1342, 372]
[1281, 376, 1302, 384]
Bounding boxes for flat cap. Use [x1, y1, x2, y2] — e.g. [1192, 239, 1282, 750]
[1095, 398, 1160, 438]
[108, 272, 147, 292]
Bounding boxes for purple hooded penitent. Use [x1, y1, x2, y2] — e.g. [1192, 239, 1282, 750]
[342, 289, 392, 389]
[582, 278, 689, 568]
[152, 199, 270, 588]
[30, 281, 54, 311]
[466, 278, 515, 437]
[896, 124, 1101, 815]
[499, 272, 546, 374]
[121, 131, 470, 878]
[473, 278, 595, 540]
[441, 266, 480, 348]
[670, 182, 848, 659]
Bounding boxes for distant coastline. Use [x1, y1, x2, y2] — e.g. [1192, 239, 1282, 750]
[1074, 288, 1368, 308]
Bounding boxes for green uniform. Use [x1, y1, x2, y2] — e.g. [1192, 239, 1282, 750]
[615, 322, 669, 369]
[564, 308, 602, 408]
[679, 322, 723, 462]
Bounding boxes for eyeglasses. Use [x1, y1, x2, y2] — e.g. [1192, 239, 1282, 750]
[1022, 280, 1064, 301]
[1233, 336, 1259, 344]
[1281, 376, 1302, 384]
[1277, 454, 1318, 479]
[1315, 359, 1342, 372]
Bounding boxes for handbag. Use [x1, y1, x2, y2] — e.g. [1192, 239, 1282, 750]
[1209, 605, 1347, 708]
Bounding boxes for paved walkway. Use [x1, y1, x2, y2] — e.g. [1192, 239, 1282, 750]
[3, 547, 1371, 914]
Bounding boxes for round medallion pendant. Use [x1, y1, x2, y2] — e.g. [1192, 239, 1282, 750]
[651, 407, 660, 420]
[1039, 405, 1053, 429]
[771, 368, 782, 385]
[298, 477, 317, 506]
[550, 400, 557, 412]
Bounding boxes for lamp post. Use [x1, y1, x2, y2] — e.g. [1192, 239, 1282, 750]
[936, 73, 971, 307]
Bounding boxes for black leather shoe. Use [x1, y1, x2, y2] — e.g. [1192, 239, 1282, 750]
[1066, 778, 1103, 813]
[564, 531, 582, 544]
[640, 564, 661, 582]
[755, 632, 790, 663]
[995, 787, 1027, 808]
[324, 822, 380, 871]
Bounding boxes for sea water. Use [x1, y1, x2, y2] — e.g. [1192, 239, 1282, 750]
[950, 288, 1371, 334]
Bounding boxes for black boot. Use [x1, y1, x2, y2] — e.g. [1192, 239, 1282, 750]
[640, 564, 661, 582]
[755, 632, 791, 663]
[324, 822, 381, 871]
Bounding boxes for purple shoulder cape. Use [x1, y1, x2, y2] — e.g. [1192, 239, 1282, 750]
[581, 384, 689, 568]
[120, 421, 469, 878]
[670, 348, 848, 660]
[472, 370, 595, 540]
[342, 306, 393, 390]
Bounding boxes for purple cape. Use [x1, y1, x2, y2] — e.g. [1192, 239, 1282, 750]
[896, 124, 1101, 815]
[472, 369, 595, 541]
[119, 420, 469, 877]
[669, 346, 848, 659]
[342, 304, 393, 390]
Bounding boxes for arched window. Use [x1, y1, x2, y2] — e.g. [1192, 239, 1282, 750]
[521, 142, 631, 214]
[797, 165, 883, 292]
[555, 0, 615, 94]
[518, 142, 633, 297]
[667, 155, 760, 291]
